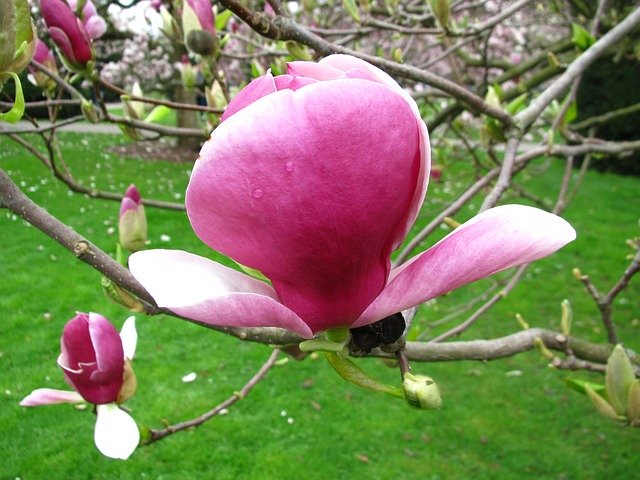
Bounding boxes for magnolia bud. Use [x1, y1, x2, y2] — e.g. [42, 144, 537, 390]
[403, 373, 442, 410]
[59, 313, 125, 404]
[185, 29, 217, 56]
[81, 99, 99, 123]
[118, 184, 147, 252]
[605, 345, 636, 415]
[41, 0, 95, 71]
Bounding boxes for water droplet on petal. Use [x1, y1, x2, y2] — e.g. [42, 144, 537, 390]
[285, 161, 294, 172]
[253, 188, 264, 198]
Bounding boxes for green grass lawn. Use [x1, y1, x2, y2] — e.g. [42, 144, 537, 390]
[0, 133, 638, 479]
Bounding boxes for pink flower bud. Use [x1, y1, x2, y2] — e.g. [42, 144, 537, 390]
[58, 313, 125, 405]
[67, 0, 107, 39]
[119, 184, 147, 252]
[40, 0, 93, 69]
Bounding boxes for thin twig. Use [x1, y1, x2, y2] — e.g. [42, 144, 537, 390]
[146, 348, 281, 443]
[428, 265, 529, 343]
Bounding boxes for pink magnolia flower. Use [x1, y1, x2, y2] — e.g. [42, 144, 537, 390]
[40, 0, 93, 68]
[119, 184, 147, 252]
[21, 313, 139, 459]
[67, 0, 107, 40]
[129, 55, 575, 339]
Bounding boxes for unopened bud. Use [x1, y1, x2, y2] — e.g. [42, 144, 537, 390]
[533, 337, 555, 361]
[428, 0, 450, 29]
[627, 380, 640, 425]
[285, 41, 312, 60]
[403, 373, 442, 410]
[81, 99, 99, 123]
[443, 216, 461, 229]
[605, 345, 636, 415]
[560, 299, 572, 336]
[515, 313, 529, 330]
[185, 29, 217, 56]
[118, 184, 147, 252]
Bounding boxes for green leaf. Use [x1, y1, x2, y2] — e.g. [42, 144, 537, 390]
[571, 23, 595, 51]
[299, 338, 346, 353]
[564, 101, 578, 125]
[324, 352, 404, 399]
[144, 105, 173, 124]
[215, 9, 233, 31]
[234, 261, 270, 283]
[605, 345, 636, 415]
[505, 93, 528, 115]
[0, 72, 25, 123]
[565, 377, 606, 396]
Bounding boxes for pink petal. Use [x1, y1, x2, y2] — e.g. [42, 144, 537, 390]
[20, 388, 84, 406]
[88, 312, 125, 385]
[318, 55, 405, 92]
[220, 72, 277, 122]
[287, 61, 345, 80]
[318, 55, 431, 250]
[187, 79, 421, 332]
[128, 250, 313, 338]
[48, 27, 78, 65]
[355, 205, 576, 326]
[273, 74, 318, 91]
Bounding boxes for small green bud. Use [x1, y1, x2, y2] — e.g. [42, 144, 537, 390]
[185, 29, 218, 56]
[402, 373, 442, 410]
[285, 41, 312, 60]
[605, 345, 636, 415]
[560, 299, 572, 336]
[81, 99, 99, 123]
[428, 0, 450, 29]
[533, 337, 555, 361]
[119, 184, 147, 252]
[627, 380, 640, 425]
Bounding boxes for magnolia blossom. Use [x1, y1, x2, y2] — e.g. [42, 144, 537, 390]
[182, 0, 216, 55]
[119, 184, 147, 252]
[21, 313, 139, 459]
[67, 0, 107, 40]
[129, 55, 576, 339]
[40, 0, 94, 68]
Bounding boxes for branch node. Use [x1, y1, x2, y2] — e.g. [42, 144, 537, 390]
[73, 240, 91, 258]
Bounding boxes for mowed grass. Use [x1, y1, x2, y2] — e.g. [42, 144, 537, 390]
[0, 132, 638, 480]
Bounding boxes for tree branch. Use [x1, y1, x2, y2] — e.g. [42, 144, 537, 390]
[515, 7, 640, 129]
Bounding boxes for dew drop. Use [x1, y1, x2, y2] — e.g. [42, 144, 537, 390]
[285, 161, 294, 172]
[253, 188, 264, 198]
